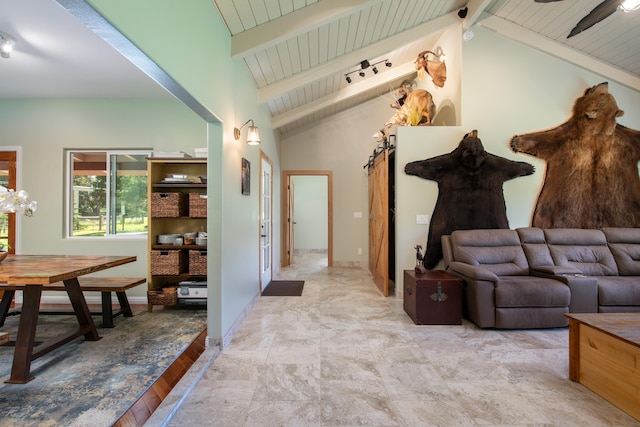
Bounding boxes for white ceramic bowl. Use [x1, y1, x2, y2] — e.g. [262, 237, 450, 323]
[158, 233, 181, 244]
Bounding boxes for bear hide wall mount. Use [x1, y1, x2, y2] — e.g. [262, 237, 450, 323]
[511, 82, 640, 229]
[405, 130, 535, 269]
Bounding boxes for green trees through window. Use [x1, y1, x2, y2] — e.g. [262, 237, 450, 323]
[67, 150, 151, 237]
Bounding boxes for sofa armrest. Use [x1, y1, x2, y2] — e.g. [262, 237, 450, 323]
[529, 265, 597, 313]
[449, 262, 499, 283]
[530, 265, 583, 276]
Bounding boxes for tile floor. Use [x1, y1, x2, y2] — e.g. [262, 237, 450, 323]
[149, 252, 640, 426]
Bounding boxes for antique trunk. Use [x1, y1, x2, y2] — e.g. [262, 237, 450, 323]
[403, 270, 463, 325]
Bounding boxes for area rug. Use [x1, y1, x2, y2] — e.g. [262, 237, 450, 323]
[0, 307, 206, 427]
[262, 280, 305, 296]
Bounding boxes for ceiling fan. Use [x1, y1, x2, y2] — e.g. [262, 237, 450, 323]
[535, 0, 640, 38]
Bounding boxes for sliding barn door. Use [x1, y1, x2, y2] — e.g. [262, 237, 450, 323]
[368, 150, 389, 296]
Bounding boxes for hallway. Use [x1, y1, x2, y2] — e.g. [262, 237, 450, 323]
[149, 254, 639, 426]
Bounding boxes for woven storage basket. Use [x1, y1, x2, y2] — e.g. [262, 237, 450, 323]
[189, 193, 207, 218]
[150, 249, 187, 275]
[147, 286, 178, 306]
[151, 192, 187, 218]
[189, 250, 207, 275]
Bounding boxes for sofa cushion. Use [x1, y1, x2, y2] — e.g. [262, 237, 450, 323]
[494, 276, 570, 308]
[602, 227, 640, 275]
[517, 227, 554, 267]
[544, 228, 618, 276]
[596, 276, 640, 306]
[451, 229, 529, 276]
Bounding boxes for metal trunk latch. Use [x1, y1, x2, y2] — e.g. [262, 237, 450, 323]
[430, 281, 448, 302]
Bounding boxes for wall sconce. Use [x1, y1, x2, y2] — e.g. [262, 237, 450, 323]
[344, 59, 392, 83]
[234, 119, 261, 145]
[0, 31, 16, 59]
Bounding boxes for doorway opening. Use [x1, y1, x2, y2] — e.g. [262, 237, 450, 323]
[282, 170, 333, 268]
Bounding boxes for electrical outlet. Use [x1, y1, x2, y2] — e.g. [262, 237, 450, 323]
[354, 211, 362, 218]
[357, 248, 362, 255]
[416, 214, 430, 224]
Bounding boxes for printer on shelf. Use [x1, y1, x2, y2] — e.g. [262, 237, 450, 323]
[178, 280, 207, 305]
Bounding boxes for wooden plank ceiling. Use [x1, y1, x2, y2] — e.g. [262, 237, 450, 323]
[212, 0, 640, 138]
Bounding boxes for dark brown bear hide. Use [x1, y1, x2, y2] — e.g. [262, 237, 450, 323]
[511, 82, 640, 229]
[405, 130, 535, 269]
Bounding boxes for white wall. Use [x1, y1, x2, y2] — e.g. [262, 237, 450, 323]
[280, 26, 464, 265]
[280, 25, 640, 295]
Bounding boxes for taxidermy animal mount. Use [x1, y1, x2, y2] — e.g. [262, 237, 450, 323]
[405, 130, 534, 269]
[385, 80, 436, 127]
[511, 82, 640, 229]
[415, 50, 446, 87]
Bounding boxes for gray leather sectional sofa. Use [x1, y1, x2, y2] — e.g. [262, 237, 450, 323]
[441, 227, 640, 329]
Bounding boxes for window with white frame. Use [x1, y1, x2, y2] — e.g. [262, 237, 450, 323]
[66, 150, 151, 237]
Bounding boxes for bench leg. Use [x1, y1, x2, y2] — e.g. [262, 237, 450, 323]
[115, 291, 133, 317]
[101, 292, 114, 328]
[0, 290, 15, 327]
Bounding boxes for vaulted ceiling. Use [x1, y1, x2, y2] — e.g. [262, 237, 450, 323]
[0, 0, 639, 139]
[213, 0, 640, 137]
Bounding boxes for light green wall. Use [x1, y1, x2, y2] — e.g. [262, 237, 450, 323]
[0, 98, 203, 287]
[293, 176, 328, 250]
[88, 0, 282, 343]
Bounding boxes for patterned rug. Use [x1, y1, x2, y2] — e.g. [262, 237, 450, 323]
[0, 307, 207, 427]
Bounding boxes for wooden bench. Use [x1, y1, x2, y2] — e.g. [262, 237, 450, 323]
[0, 277, 146, 328]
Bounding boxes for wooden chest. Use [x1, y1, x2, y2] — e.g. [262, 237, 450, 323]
[403, 270, 463, 325]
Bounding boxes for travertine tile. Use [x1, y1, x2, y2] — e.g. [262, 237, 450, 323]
[152, 251, 640, 427]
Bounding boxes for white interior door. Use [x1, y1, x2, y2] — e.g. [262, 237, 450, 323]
[260, 156, 272, 291]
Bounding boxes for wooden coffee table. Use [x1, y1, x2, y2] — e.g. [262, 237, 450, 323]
[565, 313, 640, 421]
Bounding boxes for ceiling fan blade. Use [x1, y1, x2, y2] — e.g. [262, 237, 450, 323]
[567, 0, 619, 38]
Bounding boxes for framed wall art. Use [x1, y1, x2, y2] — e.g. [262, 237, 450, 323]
[242, 158, 250, 195]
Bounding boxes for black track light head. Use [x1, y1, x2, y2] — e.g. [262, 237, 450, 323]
[458, 7, 468, 19]
[346, 76, 352, 83]
[359, 71, 365, 78]
[385, 61, 392, 67]
[372, 66, 378, 74]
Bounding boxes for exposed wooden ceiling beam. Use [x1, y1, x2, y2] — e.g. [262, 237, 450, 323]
[231, 0, 376, 59]
[271, 61, 416, 129]
[478, 14, 640, 91]
[461, 0, 493, 29]
[259, 12, 460, 104]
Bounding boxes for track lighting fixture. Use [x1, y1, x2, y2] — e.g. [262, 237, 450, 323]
[344, 58, 392, 84]
[0, 31, 16, 59]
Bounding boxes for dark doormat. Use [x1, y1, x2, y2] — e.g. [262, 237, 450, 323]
[262, 280, 305, 296]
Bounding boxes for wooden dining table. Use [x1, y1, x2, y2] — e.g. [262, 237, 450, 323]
[0, 254, 136, 384]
